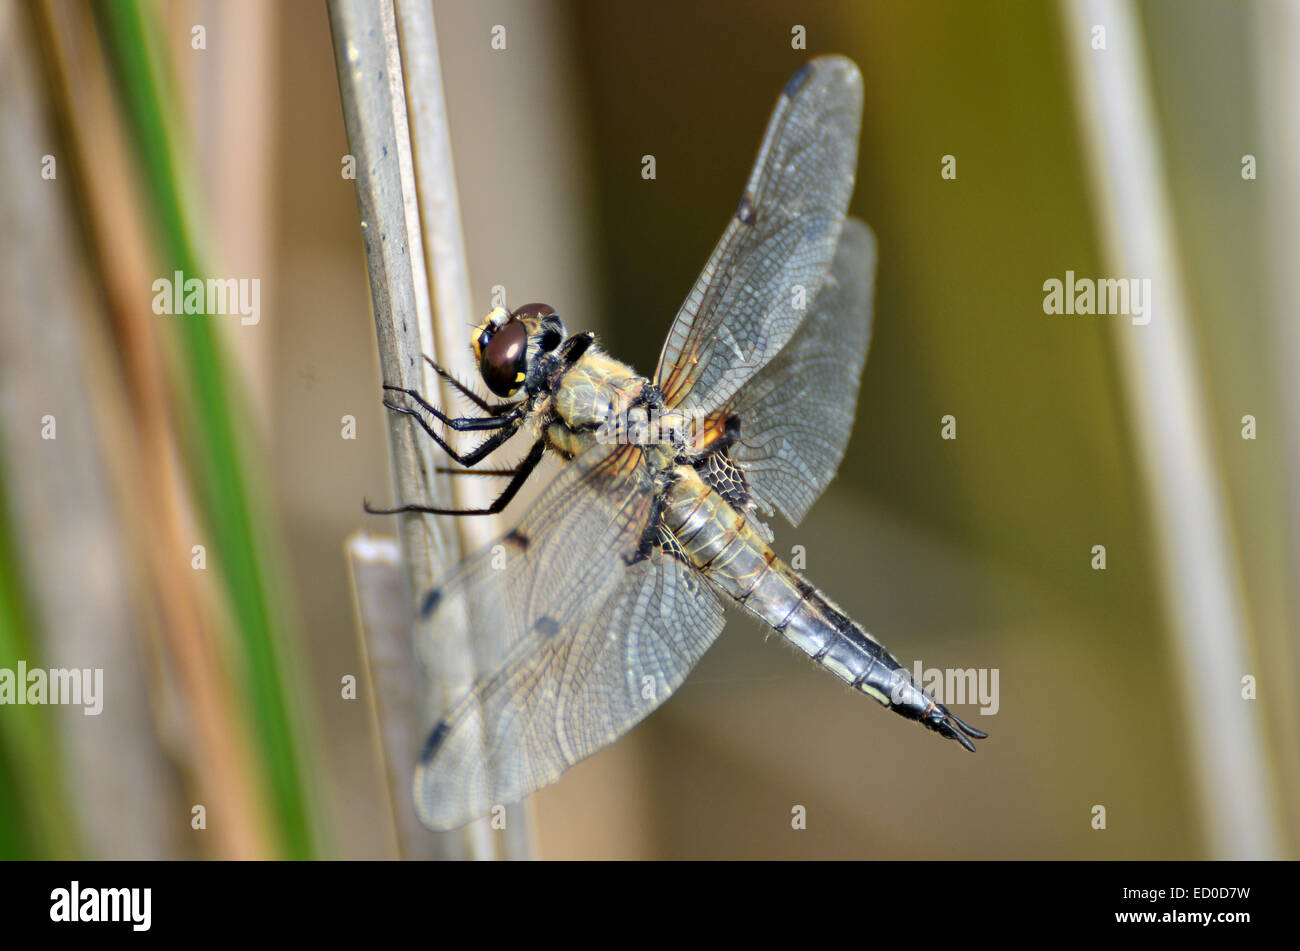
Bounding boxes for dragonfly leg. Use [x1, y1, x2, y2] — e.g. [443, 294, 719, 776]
[382, 385, 515, 431]
[365, 439, 545, 516]
[381, 399, 522, 466]
[421, 354, 517, 416]
[559, 331, 594, 363]
[435, 467, 518, 476]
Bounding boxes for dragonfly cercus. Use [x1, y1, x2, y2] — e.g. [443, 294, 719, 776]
[367, 54, 987, 830]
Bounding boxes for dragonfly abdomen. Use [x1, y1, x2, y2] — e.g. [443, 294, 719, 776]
[662, 468, 986, 751]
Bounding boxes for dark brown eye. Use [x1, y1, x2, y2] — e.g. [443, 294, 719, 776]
[481, 319, 528, 397]
[510, 302, 556, 321]
[509, 303, 564, 352]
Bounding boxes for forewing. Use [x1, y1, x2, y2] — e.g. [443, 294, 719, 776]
[414, 447, 725, 829]
[655, 55, 862, 413]
[725, 218, 876, 524]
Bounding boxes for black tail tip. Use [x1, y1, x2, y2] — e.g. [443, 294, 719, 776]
[945, 710, 989, 749]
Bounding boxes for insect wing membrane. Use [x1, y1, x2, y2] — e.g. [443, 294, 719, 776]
[724, 218, 876, 525]
[414, 444, 724, 829]
[414, 56, 880, 830]
[655, 54, 862, 413]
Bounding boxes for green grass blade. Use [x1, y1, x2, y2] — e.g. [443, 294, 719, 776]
[0, 459, 76, 859]
[95, 0, 320, 859]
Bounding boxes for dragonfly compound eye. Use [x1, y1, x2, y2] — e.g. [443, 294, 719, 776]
[481, 318, 529, 397]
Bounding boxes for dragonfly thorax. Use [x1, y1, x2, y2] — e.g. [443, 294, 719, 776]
[551, 353, 651, 431]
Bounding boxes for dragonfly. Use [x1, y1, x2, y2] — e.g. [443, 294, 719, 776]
[367, 55, 986, 831]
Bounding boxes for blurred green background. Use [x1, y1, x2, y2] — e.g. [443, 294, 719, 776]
[0, 0, 1294, 859]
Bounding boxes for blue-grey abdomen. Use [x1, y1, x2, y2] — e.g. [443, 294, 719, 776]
[662, 467, 985, 749]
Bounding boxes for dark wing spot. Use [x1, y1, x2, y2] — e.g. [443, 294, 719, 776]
[723, 414, 742, 443]
[783, 62, 813, 98]
[532, 616, 560, 639]
[505, 528, 530, 552]
[736, 192, 757, 225]
[419, 720, 450, 765]
[420, 587, 442, 618]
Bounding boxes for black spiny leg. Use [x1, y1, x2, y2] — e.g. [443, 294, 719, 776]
[560, 332, 594, 364]
[435, 467, 518, 476]
[365, 440, 546, 516]
[382, 385, 515, 432]
[421, 355, 517, 416]
[380, 397, 523, 467]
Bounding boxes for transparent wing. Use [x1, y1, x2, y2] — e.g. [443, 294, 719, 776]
[724, 218, 876, 525]
[655, 55, 862, 413]
[418, 443, 653, 681]
[414, 445, 725, 830]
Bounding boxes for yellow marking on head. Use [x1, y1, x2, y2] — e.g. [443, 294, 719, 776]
[515, 371, 525, 382]
[471, 306, 509, 363]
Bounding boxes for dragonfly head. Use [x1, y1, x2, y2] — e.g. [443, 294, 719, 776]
[472, 303, 567, 398]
